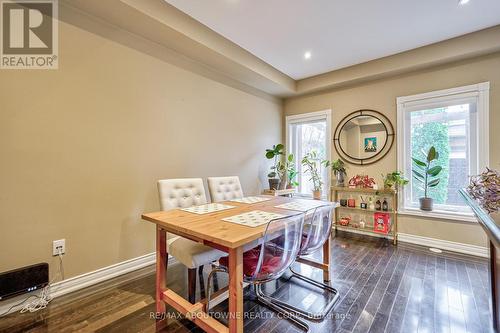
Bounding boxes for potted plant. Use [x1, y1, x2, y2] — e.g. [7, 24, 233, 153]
[467, 167, 499, 214]
[301, 151, 329, 200]
[265, 144, 284, 190]
[413, 146, 442, 211]
[287, 168, 299, 189]
[275, 154, 292, 190]
[382, 171, 409, 191]
[330, 158, 347, 187]
[283, 154, 299, 189]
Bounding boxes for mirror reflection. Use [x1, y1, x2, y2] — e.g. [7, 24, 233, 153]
[339, 115, 387, 160]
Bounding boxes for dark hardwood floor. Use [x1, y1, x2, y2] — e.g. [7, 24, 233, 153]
[0, 233, 493, 333]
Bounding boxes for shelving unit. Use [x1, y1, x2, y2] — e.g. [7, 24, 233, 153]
[330, 186, 398, 244]
[334, 206, 395, 214]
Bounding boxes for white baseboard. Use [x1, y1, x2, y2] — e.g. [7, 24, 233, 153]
[0, 252, 176, 315]
[397, 233, 489, 258]
[335, 226, 394, 240]
[50, 252, 160, 298]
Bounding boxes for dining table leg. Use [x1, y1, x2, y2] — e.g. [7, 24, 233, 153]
[156, 226, 168, 315]
[323, 235, 331, 282]
[228, 246, 244, 333]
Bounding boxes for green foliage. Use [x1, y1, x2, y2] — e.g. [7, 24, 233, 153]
[288, 169, 299, 187]
[276, 153, 295, 181]
[411, 118, 449, 203]
[301, 151, 329, 191]
[265, 143, 284, 159]
[412, 146, 443, 199]
[265, 144, 284, 178]
[330, 159, 346, 175]
[285, 154, 299, 187]
[382, 171, 409, 189]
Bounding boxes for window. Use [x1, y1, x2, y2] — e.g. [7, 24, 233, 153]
[397, 83, 489, 221]
[286, 110, 331, 198]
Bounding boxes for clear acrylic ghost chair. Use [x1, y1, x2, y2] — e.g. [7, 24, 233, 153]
[263, 204, 339, 320]
[206, 212, 310, 332]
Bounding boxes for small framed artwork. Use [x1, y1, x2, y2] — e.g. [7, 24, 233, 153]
[364, 137, 377, 152]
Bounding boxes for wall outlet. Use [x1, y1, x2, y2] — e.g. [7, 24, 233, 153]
[52, 239, 65, 256]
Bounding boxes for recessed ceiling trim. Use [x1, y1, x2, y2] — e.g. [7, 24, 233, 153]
[63, 0, 295, 98]
[296, 25, 500, 96]
[62, 0, 500, 99]
[122, 0, 296, 92]
[166, 0, 500, 80]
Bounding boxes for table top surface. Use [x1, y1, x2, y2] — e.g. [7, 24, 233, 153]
[460, 189, 499, 247]
[142, 196, 330, 250]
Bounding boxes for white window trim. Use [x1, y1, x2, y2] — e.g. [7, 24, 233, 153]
[396, 82, 490, 223]
[286, 110, 332, 199]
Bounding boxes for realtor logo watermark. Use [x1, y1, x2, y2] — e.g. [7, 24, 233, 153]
[1, 0, 58, 69]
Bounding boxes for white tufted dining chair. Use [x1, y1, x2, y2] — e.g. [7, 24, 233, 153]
[157, 178, 226, 303]
[207, 176, 244, 203]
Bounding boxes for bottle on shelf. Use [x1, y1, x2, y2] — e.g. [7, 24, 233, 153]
[382, 198, 389, 211]
[375, 198, 382, 210]
[359, 217, 366, 229]
[368, 197, 375, 210]
[360, 196, 367, 209]
[347, 195, 356, 208]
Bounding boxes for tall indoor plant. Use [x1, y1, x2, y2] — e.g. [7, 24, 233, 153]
[265, 144, 284, 189]
[301, 151, 329, 199]
[331, 158, 347, 187]
[287, 166, 299, 189]
[275, 153, 295, 190]
[412, 146, 442, 211]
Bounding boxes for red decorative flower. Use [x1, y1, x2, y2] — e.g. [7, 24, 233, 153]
[348, 175, 376, 188]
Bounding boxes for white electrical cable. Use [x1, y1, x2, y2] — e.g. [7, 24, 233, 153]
[0, 248, 65, 317]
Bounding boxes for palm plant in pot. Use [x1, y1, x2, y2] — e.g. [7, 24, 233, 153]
[331, 158, 347, 187]
[301, 151, 329, 200]
[265, 144, 284, 190]
[412, 146, 442, 211]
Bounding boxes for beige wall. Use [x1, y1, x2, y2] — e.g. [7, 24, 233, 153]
[1, 5, 497, 282]
[0, 17, 281, 278]
[285, 53, 500, 247]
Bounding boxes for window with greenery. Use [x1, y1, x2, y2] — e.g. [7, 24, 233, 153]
[409, 105, 473, 210]
[397, 83, 489, 219]
[286, 111, 331, 197]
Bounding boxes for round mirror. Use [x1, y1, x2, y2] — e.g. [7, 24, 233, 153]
[334, 110, 394, 165]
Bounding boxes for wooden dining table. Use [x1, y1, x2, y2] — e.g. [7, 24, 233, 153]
[141, 195, 333, 333]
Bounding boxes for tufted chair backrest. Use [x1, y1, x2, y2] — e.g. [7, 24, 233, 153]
[207, 176, 244, 202]
[157, 178, 208, 211]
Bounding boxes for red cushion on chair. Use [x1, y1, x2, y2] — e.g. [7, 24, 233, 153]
[275, 233, 309, 250]
[219, 246, 283, 279]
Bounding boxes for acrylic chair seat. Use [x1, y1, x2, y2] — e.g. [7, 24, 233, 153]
[263, 203, 340, 320]
[206, 212, 311, 332]
[218, 246, 285, 281]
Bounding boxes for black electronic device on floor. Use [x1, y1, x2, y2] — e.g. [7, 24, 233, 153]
[0, 263, 49, 301]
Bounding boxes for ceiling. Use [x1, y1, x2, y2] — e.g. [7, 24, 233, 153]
[164, 0, 500, 80]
